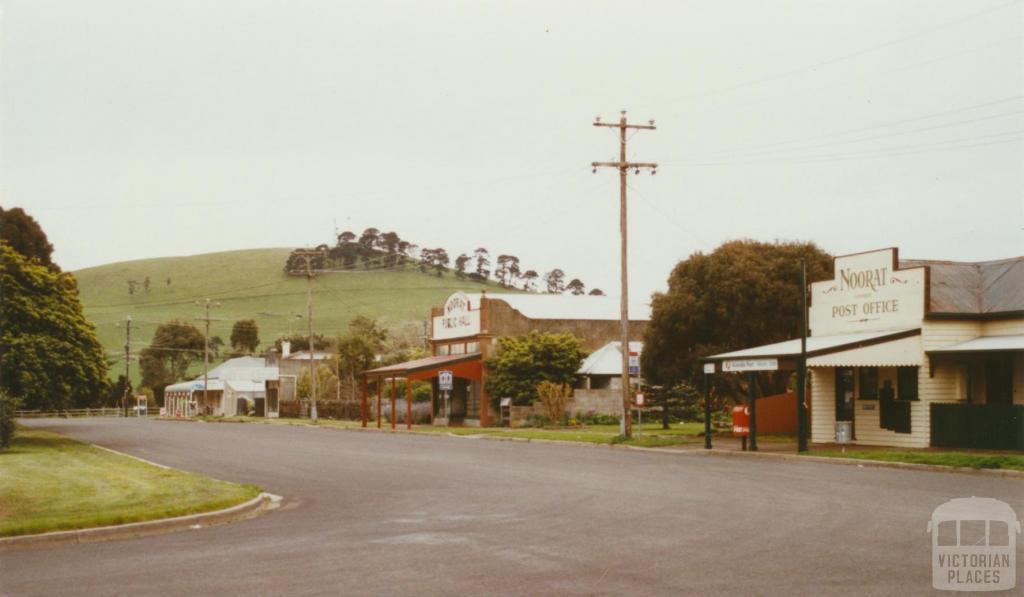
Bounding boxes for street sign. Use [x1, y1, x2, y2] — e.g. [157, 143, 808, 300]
[635, 393, 644, 406]
[722, 358, 778, 372]
[438, 370, 454, 392]
[703, 363, 715, 374]
[628, 353, 640, 376]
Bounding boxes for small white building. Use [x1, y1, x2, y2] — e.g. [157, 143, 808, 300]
[164, 356, 279, 418]
[573, 341, 643, 416]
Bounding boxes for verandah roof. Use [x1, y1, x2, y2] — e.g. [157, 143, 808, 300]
[362, 353, 482, 380]
[704, 328, 920, 363]
[928, 334, 1024, 354]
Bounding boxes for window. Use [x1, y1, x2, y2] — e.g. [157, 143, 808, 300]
[466, 341, 480, 354]
[897, 367, 919, 401]
[436, 344, 449, 356]
[450, 343, 465, 355]
[985, 358, 1013, 406]
[858, 367, 879, 400]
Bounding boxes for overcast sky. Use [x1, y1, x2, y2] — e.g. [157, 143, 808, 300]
[3, 0, 1022, 302]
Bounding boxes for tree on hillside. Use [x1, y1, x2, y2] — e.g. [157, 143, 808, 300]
[473, 247, 490, 281]
[566, 278, 586, 295]
[230, 319, 260, 354]
[139, 320, 205, 403]
[0, 243, 108, 410]
[495, 255, 521, 287]
[588, 288, 605, 296]
[543, 269, 565, 294]
[337, 230, 356, 244]
[379, 231, 401, 267]
[336, 316, 388, 401]
[454, 254, 471, 279]
[0, 207, 57, 270]
[641, 239, 832, 398]
[521, 270, 539, 292]
[210, 335, 225, 358]
[484, 331, 587, 409]
[359, 228, 381, 269]
[431, 248, 449, 277]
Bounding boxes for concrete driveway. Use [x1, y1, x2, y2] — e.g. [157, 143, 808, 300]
[2, 418, 1021, 596]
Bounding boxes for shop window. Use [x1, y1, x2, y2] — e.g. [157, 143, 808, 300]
[858, 367, 879, 400]
[466, 341, 480, 354]
[897, 367, 919, 401]
[985, 358, 1013, 406]
[436, 344, 449, 356]
[450, 343, 465, 355]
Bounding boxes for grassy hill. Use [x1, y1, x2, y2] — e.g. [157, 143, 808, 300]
[74, 248, 507, 383]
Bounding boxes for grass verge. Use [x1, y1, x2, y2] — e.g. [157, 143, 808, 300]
[809, 449, 1024, 472]
[0, 429, 261, 538]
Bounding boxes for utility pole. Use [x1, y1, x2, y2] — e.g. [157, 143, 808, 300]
[195, 299, 221, 417]
[592, 110, 657, 439]
[293, 249, 325, 423]
[123, 315, 132, 417]
[798, 260, 809, 452]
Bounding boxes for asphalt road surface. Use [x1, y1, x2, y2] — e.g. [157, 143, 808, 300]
[2, 419, 1022, 596]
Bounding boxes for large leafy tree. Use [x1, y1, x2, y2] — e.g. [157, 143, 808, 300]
[641, 239, 832, 397]
[484, 331, 587, 408]
[0, 243, 108, 410]
[336, 316, 387, 401]
[139, 320, 205, 403]
[0, 207, 56, 270]
[230, 319, 260, 354]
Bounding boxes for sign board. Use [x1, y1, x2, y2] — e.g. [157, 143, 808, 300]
[438, 370, 454, 392]
[731, 405, 750, 436]
[627, 353, 640, 376]
[809, 248, 925, 336]
[635, 393, 644, 406]
[703, 363, 715, 374]
[432, 292, 481, 340]
[722, 358, 778, 372]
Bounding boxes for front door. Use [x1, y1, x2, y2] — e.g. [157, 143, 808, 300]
[835, 367, 855, 422]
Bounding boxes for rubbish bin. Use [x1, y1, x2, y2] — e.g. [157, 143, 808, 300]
[835, 421, 853, 444]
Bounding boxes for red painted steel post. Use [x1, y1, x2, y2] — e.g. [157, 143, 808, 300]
[390, 377, 397, 430]
[406, 380, 413, 430]
[361, 377, 368, 428]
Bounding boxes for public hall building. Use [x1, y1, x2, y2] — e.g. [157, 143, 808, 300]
[362, 291, 649, 427]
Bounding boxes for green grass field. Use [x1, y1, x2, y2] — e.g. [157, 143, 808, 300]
[808, 449, 1024, 471]
[0, 429, 261, 537]
[74, 248, 507, 383]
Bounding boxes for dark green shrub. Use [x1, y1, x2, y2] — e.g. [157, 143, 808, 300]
[0, 391, 20, 449]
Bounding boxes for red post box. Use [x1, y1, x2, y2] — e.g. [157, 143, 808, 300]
[731, 405, 750, 437]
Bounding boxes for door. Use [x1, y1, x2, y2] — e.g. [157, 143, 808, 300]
[254, 398, 266, 417]
[835, 368, 855, 422]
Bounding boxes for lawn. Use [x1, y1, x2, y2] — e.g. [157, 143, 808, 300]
[74, 248, 512, 385]
[0, 429, 261, 537]
[808, 449, 1024, 472]
[195, 416, 709, 447]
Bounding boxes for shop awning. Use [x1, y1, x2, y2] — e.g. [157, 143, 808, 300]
[928, 334, 1024, 355]
[807, 334, 922, 367]
[362, 353, 482, 381]
[703, 328, 921, 371]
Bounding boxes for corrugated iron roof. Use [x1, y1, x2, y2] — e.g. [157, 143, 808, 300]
[928, 334, 1024, 353]
[900, 256, 1024, 315]
[577, 341, 643, 376]
[478, 293, 651, 321]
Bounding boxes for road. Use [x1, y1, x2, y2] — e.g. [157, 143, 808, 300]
[2, 418, 1022, 596]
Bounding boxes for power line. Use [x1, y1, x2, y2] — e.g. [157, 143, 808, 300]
[653, 0, 1023, 110]
[696, 95, 1024, 159]
[678, 129, 1024, 167]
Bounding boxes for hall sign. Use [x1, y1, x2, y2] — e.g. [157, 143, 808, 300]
[809, 248, 925, 336]
[432, 292, 481, 341]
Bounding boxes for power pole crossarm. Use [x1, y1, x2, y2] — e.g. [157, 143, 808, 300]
[590, 110, 657, 440]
